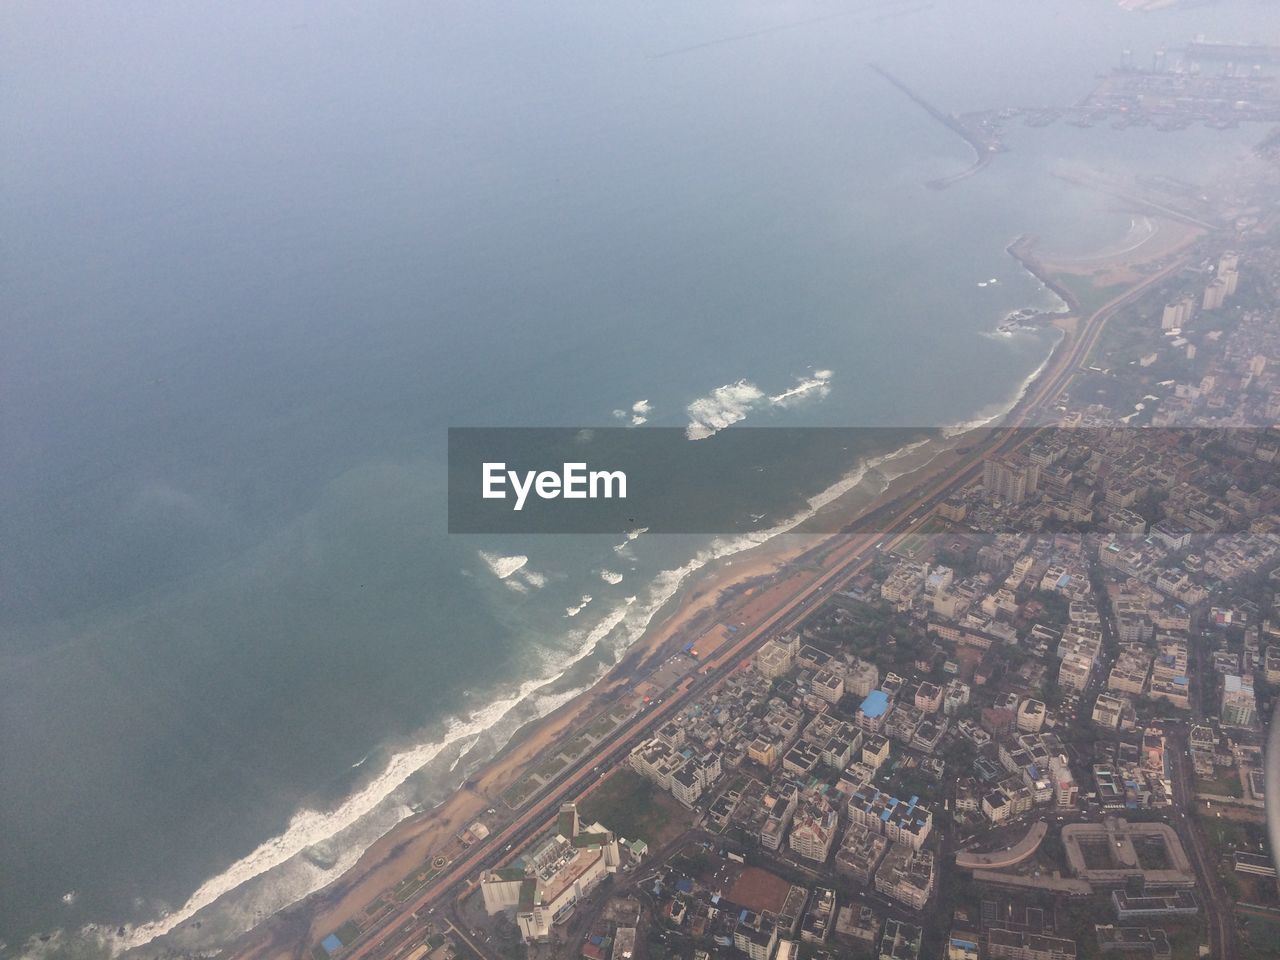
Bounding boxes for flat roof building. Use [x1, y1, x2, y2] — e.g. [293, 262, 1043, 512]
[480, 803, 621, 942]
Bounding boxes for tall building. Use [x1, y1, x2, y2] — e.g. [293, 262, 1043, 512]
[800, 888, 837, 945]
[847, 787, 932, 850]
[836, 822, 890, 882]
[734, 911, 778, 960]
[1160, 295, 1194, 330]
[789, 790, 839, 863]
[1050, 755, 1078, 808]
[1221, 674, 1257, 727]
[760, 781, 800, 851]
[983, 456, 1041, 505]
[757, 633, 800, 678]
[1203, 277, 1227, 311]
[479, 803, 621, 942]
[874, 843, 935, 910]
[846, 658, 880, 698]
[1016, 698, 1046, 733]
[1058, 652, 1093, 692]
[856, 689, 892, 733]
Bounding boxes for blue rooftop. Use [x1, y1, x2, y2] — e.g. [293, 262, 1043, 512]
[321, 936, 343, 955]
[860, 689, 889, 718]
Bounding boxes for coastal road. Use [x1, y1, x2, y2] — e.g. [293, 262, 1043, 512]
[289, 247, 1199, 960]
[340, 456, 964, 960]
[335, 530, 888, 960]
[1008, 252, 1193, 423]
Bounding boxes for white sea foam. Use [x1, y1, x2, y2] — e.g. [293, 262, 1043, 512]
[447, 736, 483, 773]
[685, 371, 833, 440]
[89, 597, 645, 958]
[65, 583, 672, 959]
[615, 399, 653, 427]
[599, 569, 624, 585]
[769, 369, 832, 406]
[479, 552, 548, 593]
[945, 328, 1062, 437]
[478, 551, 528, 580]
[565, 595, 593, 617]
[685, 379, 765, 439]
[612, 527, 648, 555]
[520, 569, 548, 590]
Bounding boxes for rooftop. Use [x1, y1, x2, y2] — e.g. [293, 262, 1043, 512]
[860, 689, 890, 719]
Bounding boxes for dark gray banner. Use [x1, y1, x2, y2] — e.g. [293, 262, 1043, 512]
[448, 426, 1278, 535]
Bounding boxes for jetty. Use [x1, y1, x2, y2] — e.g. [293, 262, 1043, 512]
[870, 62, 999, 188]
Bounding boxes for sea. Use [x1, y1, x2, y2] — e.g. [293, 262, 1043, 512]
[2, 0, 1276, 955]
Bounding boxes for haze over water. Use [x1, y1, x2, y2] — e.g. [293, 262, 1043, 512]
[2, 0, 1275, 955]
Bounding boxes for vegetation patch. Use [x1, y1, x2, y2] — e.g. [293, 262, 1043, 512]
[578, 769, 691, 848]
[1237, 914, 1280, 960]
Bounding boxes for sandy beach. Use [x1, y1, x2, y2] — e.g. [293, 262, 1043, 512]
[219, 211, 1206, 960]
[1037, 216, 1205, 286]
[225, 531, 814, 960]
[225, 431, 970, 960]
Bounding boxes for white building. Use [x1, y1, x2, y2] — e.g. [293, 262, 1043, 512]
[479, 803, 621, 942]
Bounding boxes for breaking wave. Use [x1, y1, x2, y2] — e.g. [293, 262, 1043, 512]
[479, 551, 547, 593]
[613, 399, 653, 427]
[478, 551, 528, 580]
[613, 527, 648, 554]
[685, 370, 833, 440]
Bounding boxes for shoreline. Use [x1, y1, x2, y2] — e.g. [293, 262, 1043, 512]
[106, 246, 1050, 960]
[82, 217, 1195, 960]
[241, 438, 958, 960]
[1006, 234, 1082, 316]
[213, 426, 1028, 960]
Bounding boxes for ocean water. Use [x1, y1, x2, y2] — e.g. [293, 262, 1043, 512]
[2, 0, 1276, 955]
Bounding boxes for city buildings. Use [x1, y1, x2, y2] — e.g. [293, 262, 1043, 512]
[847, 787, 933, 850]
[983, 456, 1041, 505]
[480, 803, 621, 942]
[1220, 674, 1257, 727]
[874, 844, 935, 910]
[788, 790, 839, 863]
